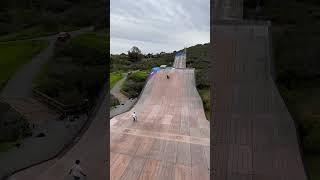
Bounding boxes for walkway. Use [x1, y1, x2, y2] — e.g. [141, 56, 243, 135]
[111, 73, 129, 103]
[10, 93, 107, 180]
[110, 54, 210, 180]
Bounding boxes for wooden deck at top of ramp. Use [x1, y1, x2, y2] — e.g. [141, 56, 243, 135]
[173, 53, 186, 69]
[110, 68, 210, 180]
[211, 22, 307, 180]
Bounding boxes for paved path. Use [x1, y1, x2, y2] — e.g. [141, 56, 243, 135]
[10, 94, 107, 180]
[111, 73, 129, 103]
[110, 54, 210, 180]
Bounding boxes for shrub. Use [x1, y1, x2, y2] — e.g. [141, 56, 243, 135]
[0, 102, 31, 142]
[110, 94, 120, 107]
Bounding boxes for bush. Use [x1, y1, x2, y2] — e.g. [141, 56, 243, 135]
[0, 102, 31, 142]
[36, 38, 105, 105]
[121, 71, 149, 98]
[110, 94, 120, 107]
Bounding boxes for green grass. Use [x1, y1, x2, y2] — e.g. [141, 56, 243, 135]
[0, 40, 49, 87]
[110, 72, 124, 89]
[70, 32, 108, 53]
[130, 70, 150, 81]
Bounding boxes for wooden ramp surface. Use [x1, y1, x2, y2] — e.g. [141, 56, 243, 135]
[211, 22, 307, 180]
[110, 67, 210, 180]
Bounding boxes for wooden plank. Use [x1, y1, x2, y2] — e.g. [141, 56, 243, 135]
[135, 137, 155, 157]
[138, 159, 160, 180]
[175, 164, 191, 180]
[156, 161, 175, 180]
[176, 142, 191, 166]
[120, 157, 146, 180]
[148, 139, 166, 160]
[110, 154, 131, 180]
[110, 152, 120, 166]
[163, 141, 177, 163]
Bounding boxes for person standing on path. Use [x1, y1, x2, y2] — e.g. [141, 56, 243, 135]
[132, 112, 137, 122]
[69, 160, 87, 180]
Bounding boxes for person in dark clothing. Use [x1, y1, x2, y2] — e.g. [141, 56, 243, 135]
[69, 160, 87, 180]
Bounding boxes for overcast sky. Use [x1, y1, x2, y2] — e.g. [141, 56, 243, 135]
[110, 0, 210, 54]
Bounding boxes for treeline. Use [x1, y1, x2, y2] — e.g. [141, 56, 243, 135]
[111, 47, 174, 73]
[0, 0, 107, 35]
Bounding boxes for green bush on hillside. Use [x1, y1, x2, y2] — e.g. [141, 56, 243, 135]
[36, 40, 106, 105]
[122, 71, 149, 98]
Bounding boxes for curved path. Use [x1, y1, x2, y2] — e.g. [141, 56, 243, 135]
[111, 73, 129, 103]
[10, 93, 107, 180]
[110, 54, 210, 180]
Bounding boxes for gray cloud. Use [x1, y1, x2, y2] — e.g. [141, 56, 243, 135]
[110, 0, 210, 54]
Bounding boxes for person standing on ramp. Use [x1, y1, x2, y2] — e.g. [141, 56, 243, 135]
[132, 112, 137, 122]
[69, 160, 87, 180]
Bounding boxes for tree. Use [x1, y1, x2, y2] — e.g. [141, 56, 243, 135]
[128, 46, 142, 62]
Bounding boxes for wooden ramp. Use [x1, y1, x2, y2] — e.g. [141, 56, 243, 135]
[173, 51, 186, 69]
[110, 67, 210, 180]
[211, 21, 307, 180]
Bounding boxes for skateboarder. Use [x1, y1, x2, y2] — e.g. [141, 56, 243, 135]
[132, 112, 137, 122]
[69, 160, 87, 180]
[166, 75, 170, 79]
